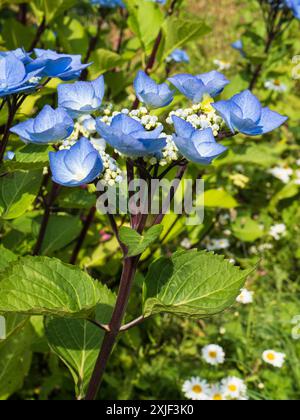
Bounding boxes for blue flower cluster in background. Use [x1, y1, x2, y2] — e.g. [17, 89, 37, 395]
[166, 49, 190, 64]
[285, 0, 300, 18]
[91, 0, 124, 7]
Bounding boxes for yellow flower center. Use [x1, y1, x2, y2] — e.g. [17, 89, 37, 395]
[192, 385, 202, 394]
[274, 80, 281, 86]
[228, 384, 237, 392]
[267, 353, 276, 361]
[213, 394, 223, 400]
[209, 351, 217, 359]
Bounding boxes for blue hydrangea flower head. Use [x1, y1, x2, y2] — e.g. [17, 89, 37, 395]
[134, 71, 174, 109]
[49, 137, 103, 187]
[96, 113, 166, 157]
[213, 90, 288, 136]
[166, 49, 190, 64]
[58, 76, 105, 117]
[172, 116, 227, 164]
[285, 0, 300, 18]
[0, 52, 43, 97]
[26, 49, 90, 81]
[10, 105, 74, 144]
[168, 71, 229, 103]
[91, 0, 124, 7]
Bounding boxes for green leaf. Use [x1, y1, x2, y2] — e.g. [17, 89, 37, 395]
[232, 217, 265, 242]
[35, 0, 78, 23]
[0, 245, 18, 271]
[119, 225, 164, 257]
[125, 0, 164, 53]
[1, 144, 51, 173]
[0, 256, 102, 318]
[199, 189, 238, 208]
[158, 17, 210, 62]
[0, 170, 42, 220]
[269, 182, 299, 211]
[45, 288, 115, 399]
[143, 250, 253, 319]
[32, 214, 82, 255]
[0, 323, 34, 400]
[89, 49, 124, 78]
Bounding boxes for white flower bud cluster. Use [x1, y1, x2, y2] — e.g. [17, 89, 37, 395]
[166, 103, 225, 137]
[98, 150, 124, 187]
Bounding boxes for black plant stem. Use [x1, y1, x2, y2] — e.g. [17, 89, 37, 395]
[33, 182, 61, 256]
[30, 16, 47, 51]
[0, 97, 18, 164]
[70, 206, 97, 265]
[153, 163, 188, 226]
[85, 255, 139, 400]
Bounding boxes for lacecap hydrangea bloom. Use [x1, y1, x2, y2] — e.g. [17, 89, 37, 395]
[11, 105, 74, 144]
[213, 90, 288, 135]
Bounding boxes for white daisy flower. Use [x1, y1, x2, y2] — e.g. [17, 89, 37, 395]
[182, 377, 210, 400]
[269, 224, 287, 241]
[209, 384, 225, 401]
[202, 344, 225, 366]
[236, 288, 254, 305]
[213, 59, 231, 71]
[221, 376, 247, 400]
[268, 167, 293, 184]
[262, 350, 286, 368]
[264, 79, 287, 93]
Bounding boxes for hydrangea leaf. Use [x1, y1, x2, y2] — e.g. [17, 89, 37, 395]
[0, 170, 42, 220]
[0, 245, 18, 271]
[0, 323, 34, 400]
[45, 288, 115, 400]
[143, 250, 253, 318]
[0, 257, 103, 318]
[119, 225, 164, 257]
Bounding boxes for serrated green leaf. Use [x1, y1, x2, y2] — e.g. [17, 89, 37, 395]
[143, 251, 253, 318]
[45, 288, 115, 399]
[0, 245, 18, 271]
[232, 217, 265, 242]
[0, 256, 102, 318]
[0, 170, 42, 220]
[119, 225, 164, 257]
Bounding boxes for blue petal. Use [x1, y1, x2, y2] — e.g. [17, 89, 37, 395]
[231, 90, 262, 122]
[196, 70, 230, 97]
[10, 119, 35, 143]
[257, 107, 288, 135]
[172, 115, 195, 139]
[212, 100, 237, 133]
[168, 74, 205, 102]
[111, 113, 144, 134]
